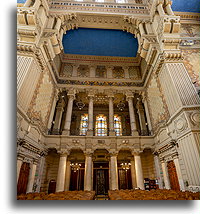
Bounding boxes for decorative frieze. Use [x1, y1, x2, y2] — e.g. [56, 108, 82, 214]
[27, 69, 55, 132]
[49, 1, 149, 15]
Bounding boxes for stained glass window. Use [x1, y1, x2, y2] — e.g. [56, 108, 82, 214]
[95, 115, 107, 136]
[114, 115, 122, 136]
[80, 114, 88, 136]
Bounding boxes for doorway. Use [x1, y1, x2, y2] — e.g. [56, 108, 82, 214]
[118, 168, 132, 190]
[17, 162, 30, 195]
[167, 160, 180, 191]
[48, 180, 56, 194]
[93, 163, 109, 195]
[70, 168, 84, 191]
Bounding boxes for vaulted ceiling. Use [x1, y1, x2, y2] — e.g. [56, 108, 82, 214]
[172, 0, 200, 13]
[62, 28, 138, 57]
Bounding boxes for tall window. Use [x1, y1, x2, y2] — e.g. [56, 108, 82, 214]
[80, 114, 88, 135]
[114, 115, 122, 136]
[95, 114, 107, 136]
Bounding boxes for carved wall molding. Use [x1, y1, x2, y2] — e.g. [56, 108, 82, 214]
[49, 1, 149, 16]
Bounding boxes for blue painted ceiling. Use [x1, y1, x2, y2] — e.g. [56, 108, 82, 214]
[62, 28, 138, 57]
[17, 0, 26, 3]
[171, 0, 200, 13]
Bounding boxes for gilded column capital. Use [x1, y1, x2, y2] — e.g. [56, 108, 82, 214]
[131, 149, 143, 156]
[67, 88, 76, 99]
[57, 150, 70, 156]
[109, 151, 118, 157]
[125, 90, 135, 100]
[84, 150, 94, 157]
[87, 89, 96, 98]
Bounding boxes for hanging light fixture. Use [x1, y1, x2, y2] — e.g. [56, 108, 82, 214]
[76, 99, 85, 110]
[117, 100, 125, 111]
[70, 163, 81, 172]
[121, 162, 131, 171]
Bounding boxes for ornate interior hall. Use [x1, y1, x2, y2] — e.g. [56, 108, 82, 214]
[17, 0, 200, 198]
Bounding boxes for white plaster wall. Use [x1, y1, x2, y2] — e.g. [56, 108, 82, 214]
[177, 132, 200, 186]
[17, 57, 41, 113]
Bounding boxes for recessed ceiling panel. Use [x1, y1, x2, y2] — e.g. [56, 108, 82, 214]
[172, 0, 200, 13]
[62, 28, 138, 57]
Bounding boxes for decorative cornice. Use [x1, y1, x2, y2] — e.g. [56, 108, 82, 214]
[61, 54, 141, 66]
[49, 1, 149, 16]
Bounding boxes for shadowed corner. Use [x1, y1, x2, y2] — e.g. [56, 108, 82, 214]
[10, 5, 18, 207]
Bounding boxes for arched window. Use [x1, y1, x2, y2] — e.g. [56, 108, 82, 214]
[114, 115, 122, 136]
[95, 114, 107, 136]
[80, 114, 88, 136]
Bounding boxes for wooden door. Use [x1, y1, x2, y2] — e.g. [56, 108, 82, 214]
[94, 169, 109, 195]
[118, 169, 132, 190]
[17, 162, 30, 195]
[48, 180, 56, 194]
[167, 161, 180, 191]
[70, 169, 84, 191]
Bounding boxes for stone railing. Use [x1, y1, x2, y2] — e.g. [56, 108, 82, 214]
[47, 128, 153, 136]
[45, 134, 155, 151]
[49, 0, 149, 15]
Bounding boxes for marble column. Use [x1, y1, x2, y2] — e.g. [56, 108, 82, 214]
[54, 18, 62, 31]
[17, 156, 23, 183]
[173, 157, 185, 191]
[109, 96, 115, 136]
[154, 154, 163, 189]
[127, 96, 138, 136]
[107, 66, 113, 79]
[84, 153, 93, 191]
[165, 3, 174, 15]
[56, 153, 68, 192]
[90, 66, 96, 78]
[142, 95, 152, 134]
[64, 161, 71, 191]
[157, 3, 165, 16]
[109, 160, 112, 190]
[130, 159, 137, 189]
[72, 65, 78, 77]
[52, 98, 65, 134]
[110, 152, 119, 190]
[26, 161, 37, 193]
[35, 155, 45, 192]
[161, 160, 171, 189]
[87, 95, 94, 136]
[124, 67, 129, 79]
[134, 153, 144, 190]
[47, 95, 58, 131]
[136, 100, 148, 135]
[62, 94, 75, 135]
[138, 23, 145, 36]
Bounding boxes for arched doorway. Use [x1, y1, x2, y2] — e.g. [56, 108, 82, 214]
[93, 149, 109, 195]
[17, 162, 30, 195]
